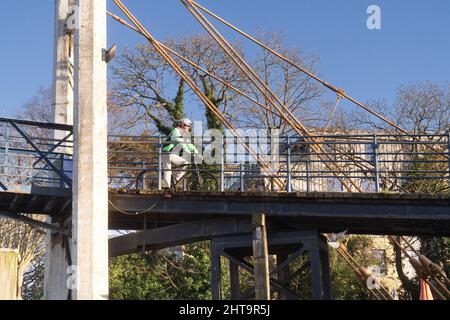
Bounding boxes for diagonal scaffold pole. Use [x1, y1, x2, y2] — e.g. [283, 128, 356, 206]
[111, 0, 286, 189]
[109, 7, 409, 194]
[108, 10, 411, 195]
[334, 240, 395, 300]
[180, 0, 363, 192]
[187, 0, 447, 159]
[188, 0, 406, 134]
[388, 236, 448, 300]
[107, 11, 281, 119]
[399, 236, 450, 288]
[109, 3, 392, 299]
[180, 5, 450, 297]
[108, 6, 363, 193]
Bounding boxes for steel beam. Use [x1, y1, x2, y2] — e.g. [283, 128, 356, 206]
[109, 192, 450, 236]
[0, 211, 68, 236]
[109, 218, 252, 257]
[210, 243, 222, 300]
[229, 260, 240, 300]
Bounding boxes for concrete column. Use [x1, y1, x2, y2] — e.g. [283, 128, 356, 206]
[252, 214, 270, 300]
[72, 0, 109, 300]
[52, 0, 74, 138]
[44, 0, 74, 300]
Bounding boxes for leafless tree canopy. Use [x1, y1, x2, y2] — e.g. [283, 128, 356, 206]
[110, 32, 323, 135]
[341, 82, 450, 134]
[0, 216, 46, 300]
[236, 31, 323, 133]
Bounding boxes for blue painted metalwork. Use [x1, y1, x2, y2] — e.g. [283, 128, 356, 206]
[1, 118, 449, 195]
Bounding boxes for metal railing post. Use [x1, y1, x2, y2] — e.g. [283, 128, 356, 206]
[5, 124, 9, 154]
[141, 161, 145, 190]
[304, 141, 312, 192]
[60, 153, 65, 189]
[240, 163, 245, 192]
[220, 145, 225, 192]
[373, 134, 380, 192]
[306, 158, 311, 193]
[158, 135, 162, 191]
[286, 137, 292, 193]
[447, 132, 450, 184]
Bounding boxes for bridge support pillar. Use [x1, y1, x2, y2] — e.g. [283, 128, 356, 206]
[252, 214, 270, 300]
[45, 0, 74, 300]
[229, 260, 240, 300]
[72, 0, 109, 300]
[210, 243, 222, 300]
[44, 219, 72, 300]
[210, 229, 331, 300]
[276, 252, 290, 300]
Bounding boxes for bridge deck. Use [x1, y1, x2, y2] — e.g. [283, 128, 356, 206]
[1, 189, 449, 236]
[109, 190, 450, 236]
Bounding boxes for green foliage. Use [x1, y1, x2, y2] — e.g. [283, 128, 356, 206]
[109, 236, 388, 300]
[402, 152, 449, 194]
[398, 151, 450, 298]
[110, 242, 213, 300]
[200, 75, 225, 132]
[329, 251, 370, 300]
[433, 237, 450, 277]
[271, 235, 378, 300]
[329, 236, 378, 300]
[147, 79, 186, 136]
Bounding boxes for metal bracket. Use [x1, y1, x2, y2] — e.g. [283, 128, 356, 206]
[8, 120, 72, 187]
[103, 44, 117, 64]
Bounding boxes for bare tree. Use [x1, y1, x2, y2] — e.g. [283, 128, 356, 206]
[110, 34, 243, 134]
[171, 35, 244, 131]
[235, 31, 323, 134]
[20, 87, 53, 123]
[346, 82, 449, 134]
[0, 216, 46, 299]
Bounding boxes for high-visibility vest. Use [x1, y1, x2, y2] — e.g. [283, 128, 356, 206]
[162, 127, 199, 154]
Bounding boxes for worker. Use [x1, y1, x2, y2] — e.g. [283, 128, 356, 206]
[161, 118, 201, 188]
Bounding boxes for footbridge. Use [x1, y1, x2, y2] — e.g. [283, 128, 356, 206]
[1, 117, 449, 300]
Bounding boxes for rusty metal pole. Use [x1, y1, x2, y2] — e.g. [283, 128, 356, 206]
[252, 213, 270, 300]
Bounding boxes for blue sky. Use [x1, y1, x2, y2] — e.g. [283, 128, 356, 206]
[0, 0, 449, 118]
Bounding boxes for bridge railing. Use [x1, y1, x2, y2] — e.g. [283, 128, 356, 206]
[108, 133, 450, 194]
[0, 117, 448, 194]
[0, 118, 73, 193]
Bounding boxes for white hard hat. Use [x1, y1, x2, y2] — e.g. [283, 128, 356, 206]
[177, 118, 192, 126]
